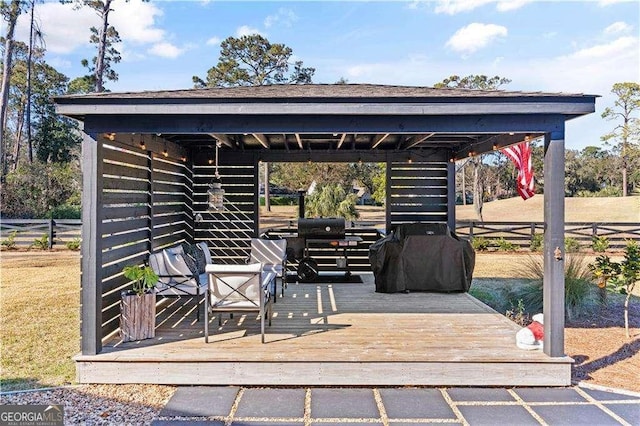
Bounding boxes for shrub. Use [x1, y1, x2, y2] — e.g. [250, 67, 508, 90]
[530, 233, 543, 252]
[1, 231, 17, 250]
[495, 238, 518, 252]
[31, 234, 49, 250]
[505, 299, 530, 327]
[591, 235, 609, 253]
[471, 236, 490, 251]
[517, 254, 597, 320]
[47, 204, 81, 219]
[565, 237, 581, 253]
[305, 184, 359, 220]
[66, 238, 81, 251]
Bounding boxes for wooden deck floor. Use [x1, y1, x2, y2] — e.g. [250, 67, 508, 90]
[75, 274, 572, 386]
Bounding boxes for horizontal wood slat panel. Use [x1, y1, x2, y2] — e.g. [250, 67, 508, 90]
[102, 206, 149, 221]
[103, 162, 149, 180]
[103, 176, 149, 192]
[390, 187, 448, 196]
[388, 204, 448, 213]
[103, 191, 149, 205]
[390, 168, 448, 178]
[102, 241, 149, 265]
[103, 147, 149, 167]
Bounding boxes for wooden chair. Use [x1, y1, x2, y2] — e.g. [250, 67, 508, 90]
[204, 262, 275, 343]
[249, 238, 288, 302]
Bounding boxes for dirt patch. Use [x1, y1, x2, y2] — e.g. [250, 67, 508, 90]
[565, 300, 640, 392]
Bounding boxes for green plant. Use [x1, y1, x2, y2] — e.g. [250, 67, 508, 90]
[589, 254, 619, 305]
[591, 240, 640, 338]
[1, 231, 18, 249]
[304, 184, 360, 220]
[505, 299, 530, 327]
[31, 234, 49, 250]
[591, 235, 610, 253]
[530, 233, 543, 252]
[565, 237, 581, 253]
[471, 236, 490, 251]
[519, 254, 597, 320]
[495, 238, 517, 252]
[66, 238, 81, 251]
[122, 265, 159, 296]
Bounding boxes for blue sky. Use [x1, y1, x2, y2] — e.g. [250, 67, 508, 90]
[6, 0, 639, 150]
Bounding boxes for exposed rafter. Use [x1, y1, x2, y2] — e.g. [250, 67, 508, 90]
[208, 133, 234, 148]
[371, 133, 390, 149]
[282, 133, 289, 151]
[295, 133, 303, 149]
[252, 133, 270, 149]
[402, 133, 435, 150]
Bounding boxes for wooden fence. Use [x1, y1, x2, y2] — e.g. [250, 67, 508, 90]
[455, 221, 640, 250]
[0, 219, 82, 249]
[1, 219, 639, 251]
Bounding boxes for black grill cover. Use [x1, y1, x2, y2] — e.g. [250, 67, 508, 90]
[369, 223, 475, 293]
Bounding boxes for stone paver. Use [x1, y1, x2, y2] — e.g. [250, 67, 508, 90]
[447, 387, 515, 402]
[605, 403, 640, 424]
[457, 405, 539, 426]
[159, 386, 239, 417]
[235, 388, 306, 418]
[154, 385, 640, 425]
[379, 388, 455, 419]
[532, 404, 622, 425]
[310, 388, 379, 419]
[515, 387, 587, 403]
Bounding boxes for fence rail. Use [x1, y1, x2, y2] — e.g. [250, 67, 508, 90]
[455, 221, 640, 249]
[0, 219, 82, 249]
[1, 219, 638, 250]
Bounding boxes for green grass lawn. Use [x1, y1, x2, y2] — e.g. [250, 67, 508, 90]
[0, 252, 80, 391]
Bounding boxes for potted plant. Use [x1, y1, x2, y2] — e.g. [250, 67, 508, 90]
[120, 265, 159, 342]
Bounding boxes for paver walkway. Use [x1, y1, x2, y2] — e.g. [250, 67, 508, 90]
[152, 385, 640, 425]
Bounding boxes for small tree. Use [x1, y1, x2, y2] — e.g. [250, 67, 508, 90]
[589, 240, 640, 338]
[601, 82, 640, 197]
[305, 184, 359, 220]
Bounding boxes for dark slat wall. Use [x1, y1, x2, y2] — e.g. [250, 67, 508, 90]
[99, 139, 192, 339]
[192, 152, 258, 264]
[386, 160, 449, 230]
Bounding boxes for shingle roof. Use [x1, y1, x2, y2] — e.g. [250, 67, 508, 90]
[57, 83, 593, 101]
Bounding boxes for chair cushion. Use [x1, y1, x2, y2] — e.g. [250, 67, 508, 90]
[181, 243, 203, 274]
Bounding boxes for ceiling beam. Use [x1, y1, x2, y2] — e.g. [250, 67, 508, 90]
[336, 133, 347, 149]
[252, 133, 270, 149]
[402, 133, 435, 150]
[371, 133, 390, 149]
[295, 133, 304, 149]
[208, 133, 234, 148]
[282, 133, 289, 151]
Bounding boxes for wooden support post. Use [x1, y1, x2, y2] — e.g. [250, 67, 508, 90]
[81, 132, 103, 355]
[447, 160, 456, 230]
[543, 132, 565, 358]
[48, 219, 54, 249]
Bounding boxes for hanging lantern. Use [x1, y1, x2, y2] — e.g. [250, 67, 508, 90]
[208, 141, 225, 211]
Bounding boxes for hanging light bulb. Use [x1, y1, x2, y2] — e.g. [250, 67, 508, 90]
[208, 141, 225, 211]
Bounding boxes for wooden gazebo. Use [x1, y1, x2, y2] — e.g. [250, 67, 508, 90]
[55, 84, 596, 385]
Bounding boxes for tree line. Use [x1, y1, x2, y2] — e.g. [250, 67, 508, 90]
[1, 1, 638, 220]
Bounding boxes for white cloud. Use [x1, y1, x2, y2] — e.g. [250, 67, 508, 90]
[236, 25, 262, 37]
[598, 0, 631, 6]
[604, 21, 632, 35]
[445, 23, 508, 54]
[110, 1, 165, 45]
[12, 1, 166, 56]
[496, 0, 533, 12]
[433, 0, 532, 14]
[568, 36, 637, 60]
[434, 0, 494, 14]
[147, 42, 184, 59]
[206, 36, 221, 46]
[264, 8, 298, 29]
[14, 2, 96, 54]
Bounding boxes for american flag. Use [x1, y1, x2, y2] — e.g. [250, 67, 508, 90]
[502, 142, 535, 200]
